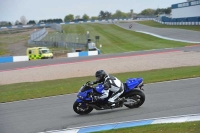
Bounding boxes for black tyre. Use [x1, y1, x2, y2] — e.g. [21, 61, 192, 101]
[73, 101, 93, 115]
[124, 90, 145, 108]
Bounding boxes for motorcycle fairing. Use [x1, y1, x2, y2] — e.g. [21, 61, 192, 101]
[125, 78, 143, 92]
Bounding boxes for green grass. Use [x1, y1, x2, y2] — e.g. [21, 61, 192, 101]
[62, 24, 189, 54]
[0, 66, 200, 103]
[0, 34, 29, 56]
[0, 29, 30, 34]
[0, 42, 7, 55]
[94, 121, 200, 133]
[136, 20, 200, 32]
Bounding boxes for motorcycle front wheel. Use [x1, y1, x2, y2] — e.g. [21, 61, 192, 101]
[73, 101, 93, 115]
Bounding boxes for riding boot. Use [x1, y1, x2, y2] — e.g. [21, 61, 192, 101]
[108, 102, 115, 108]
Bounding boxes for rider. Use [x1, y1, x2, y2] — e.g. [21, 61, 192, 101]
[91, 70, 124, 107]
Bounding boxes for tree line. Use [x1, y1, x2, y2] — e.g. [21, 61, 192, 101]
[63, 8, 171, 22]
[140, 7, 171, 16]
[64, 10, 132, 22]
[0, 7, 171, 26]
[27, 18, 63, 25]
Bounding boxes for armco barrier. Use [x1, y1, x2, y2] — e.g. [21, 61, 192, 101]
[13, 56, 29, 62]
[0, 56, 13, 63]
[154, 19, 200, 25]
[67, 51, 98, 57]
[0, 56, 29, 63]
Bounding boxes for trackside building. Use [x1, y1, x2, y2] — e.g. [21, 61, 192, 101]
[157, 0, 200, 25]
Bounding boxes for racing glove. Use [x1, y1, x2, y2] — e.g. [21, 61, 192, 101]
[92, 81, 98, 84]
[88, 81, 97, 86]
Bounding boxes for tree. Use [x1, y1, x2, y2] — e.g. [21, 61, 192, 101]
[0, 21, 12, 26]
[99, 10, 105, 19]
[20, 16, 27, 25]
[47, 19, 51, 23]
[82, 14, 90, 20]
[64, 14, 74, 22]
[15, 20, 20, 25]
[91, 16, 98, 20]
[165, 7, 171, 14]
[11, 21, 15, 25]
[8, 22, 12, 26]
[27, 20, 36, 25]
[38, 18, 63, 24]
[59, 19, 63, 23]
[112, 10, 128, 19]
[98, 11, 112, 19]
[105, 11, 112, 19]
[140, 9, 155, 15]
[154, 7, 171, 15]
[75, 15, 80, 20]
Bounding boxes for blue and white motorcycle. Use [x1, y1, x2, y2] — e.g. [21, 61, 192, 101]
[73, 78, 145, 115]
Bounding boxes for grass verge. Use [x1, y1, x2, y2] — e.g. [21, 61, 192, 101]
[62, 24, 189, 54]
[0, 42, 7, 55]
[93, 121, 200, 133]
[0, 66, 200, 103]
[0, 34, 29, 56]
[136, 20, 200, 32]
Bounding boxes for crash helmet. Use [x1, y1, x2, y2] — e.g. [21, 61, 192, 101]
[95, 70, 107, 83]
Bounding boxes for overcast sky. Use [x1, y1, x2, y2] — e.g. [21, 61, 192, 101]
[0, 0, 185, 22]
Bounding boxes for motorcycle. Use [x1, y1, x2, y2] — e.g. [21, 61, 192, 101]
[73, 78, 145, 115]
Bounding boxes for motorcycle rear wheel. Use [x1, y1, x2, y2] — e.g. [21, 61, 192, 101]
[73, 101, 93, 115]
[124, 90, 145, 108]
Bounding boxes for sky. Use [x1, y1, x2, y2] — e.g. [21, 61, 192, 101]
[0, 0, 185, 23]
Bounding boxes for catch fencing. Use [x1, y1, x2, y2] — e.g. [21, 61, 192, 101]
[50, 24, 62, 32]
[28, 31, 88, 50]
[27, 24, 91, 51]
[28, 28, 48, 44]
[28, 41, 87, 49]
[42, 33, 88, 44]
[30, 28, 47, 41]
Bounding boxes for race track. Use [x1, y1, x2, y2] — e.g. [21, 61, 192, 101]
[0, 46, 200, 71]
[0, 78, 200, 133]
[1, 46, 200, 85]
[0, 22, 200, 133]
[116, 21, 200, 42]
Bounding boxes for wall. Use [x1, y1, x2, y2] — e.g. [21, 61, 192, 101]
[0, 56, 29, 64]
[161, 16, 200, 22]
[154, 19, 200, 25]
[67, 51, 99, 57]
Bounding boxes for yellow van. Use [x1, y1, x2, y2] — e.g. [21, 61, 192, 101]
[27, 47, 53, 60]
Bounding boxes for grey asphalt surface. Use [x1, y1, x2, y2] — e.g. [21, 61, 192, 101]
[117, 22, 200, 42]
[0, 78, 200, 133]
[1, 46, 200, 71]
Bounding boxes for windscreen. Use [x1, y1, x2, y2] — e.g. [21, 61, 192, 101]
[41, 49, 50, 53]
[80, 85, 92, 92]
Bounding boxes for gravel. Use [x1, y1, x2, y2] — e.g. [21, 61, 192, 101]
[0, 51, 200, 85]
